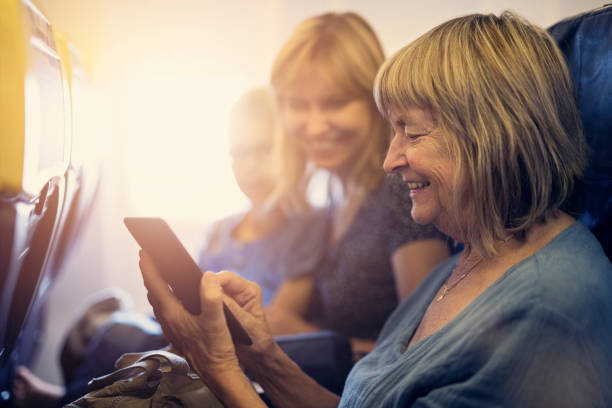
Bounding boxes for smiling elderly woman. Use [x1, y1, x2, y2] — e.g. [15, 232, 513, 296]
[139, 11, 612, 407]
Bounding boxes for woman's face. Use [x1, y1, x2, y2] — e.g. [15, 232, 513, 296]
[383, 106, 463, 235]
[229, 121, 276, 206]
[279, 65, 373, 176]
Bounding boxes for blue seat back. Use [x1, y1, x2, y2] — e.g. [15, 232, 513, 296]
[549, 5, 612, 260]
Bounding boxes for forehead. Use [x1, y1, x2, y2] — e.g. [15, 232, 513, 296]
[229, 120, 273, 147]
[282, 63, 354, 99]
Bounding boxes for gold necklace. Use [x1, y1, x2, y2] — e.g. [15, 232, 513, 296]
[436, 256, 483, 302]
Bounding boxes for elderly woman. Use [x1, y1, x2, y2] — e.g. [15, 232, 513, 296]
[140, 12, 612, 407]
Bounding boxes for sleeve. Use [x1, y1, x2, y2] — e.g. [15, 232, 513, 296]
[383, 174, 448, 253]
[412, 307, 612, 407]
[279, 208, 330, 279]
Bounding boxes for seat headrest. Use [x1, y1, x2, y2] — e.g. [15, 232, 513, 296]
[548, 5, 612, 260]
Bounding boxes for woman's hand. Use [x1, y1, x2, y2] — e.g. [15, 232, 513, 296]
[139, 250, 270, 406]
[214, 270, 277, 371]
[139, 250, 340, 408]
[138, 250, 238, 379]
[138, 251, 273, 379]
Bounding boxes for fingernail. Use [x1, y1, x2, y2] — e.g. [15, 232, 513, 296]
[204, 272, 221, 290]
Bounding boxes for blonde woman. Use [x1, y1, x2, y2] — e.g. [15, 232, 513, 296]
[140, 11, 612, 407]
[264, 12, 451, 357]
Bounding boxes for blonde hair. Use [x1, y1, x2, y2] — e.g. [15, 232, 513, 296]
[270, 12, 388, 214]
[375, 12, 586, 256]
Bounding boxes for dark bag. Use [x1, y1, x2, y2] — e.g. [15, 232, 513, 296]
[64, 349, 223, 408]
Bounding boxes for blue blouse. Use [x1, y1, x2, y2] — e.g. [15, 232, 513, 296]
[197, 210, 327, 305]
[340, 222, 612, 407]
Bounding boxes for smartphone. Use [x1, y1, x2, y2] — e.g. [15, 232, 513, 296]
[124, 217, 252, 345]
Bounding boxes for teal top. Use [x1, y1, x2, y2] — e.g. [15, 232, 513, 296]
[340, 221, 612, 407]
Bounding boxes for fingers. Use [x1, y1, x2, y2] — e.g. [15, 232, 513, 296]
[200, 271, 224, 320]
[215, 270, 248, 294]
[216, 270, 262, 306]
[199, 272, 235, 344]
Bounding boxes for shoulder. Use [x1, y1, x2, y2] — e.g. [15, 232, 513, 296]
[211, 213, 243, 234]
[489, 228, 612, 405]
[294, 206, 329, 228]
[276, 207, 329, 278]
[506, 222, 612, 331]
[278, 206, 328, 242]
[200, 212, 244, 254]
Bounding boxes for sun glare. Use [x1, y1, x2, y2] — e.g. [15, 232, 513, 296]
[123, 72, 250, 222]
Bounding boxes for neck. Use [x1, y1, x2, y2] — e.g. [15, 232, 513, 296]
[331, 171, 381, 202]
[234, 205, 285, 243]
[247, 203, 284, 227]
[458, 211, 575, 271]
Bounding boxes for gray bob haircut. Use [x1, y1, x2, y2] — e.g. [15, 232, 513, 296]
[375, 11, 586, 256]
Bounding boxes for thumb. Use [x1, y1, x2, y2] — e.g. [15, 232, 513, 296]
[200, 271, 225, 324]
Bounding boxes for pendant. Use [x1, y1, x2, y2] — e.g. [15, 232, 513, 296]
[436, 286, 449, 302]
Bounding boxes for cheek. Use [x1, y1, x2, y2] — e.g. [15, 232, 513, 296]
[333, 104, 372, 133]
[233, 163, 256, 185]
[431, 163, 464, 214]
[281, 108, 303, 134]
[422, 163, 446, 186]
[259, 161, 277, 181]
[411, 149, 456, 190]
[231, 162, 243, 177]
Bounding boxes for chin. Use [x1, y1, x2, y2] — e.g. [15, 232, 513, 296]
[410, 209, 436, 226]
[311, 157, 346, 172]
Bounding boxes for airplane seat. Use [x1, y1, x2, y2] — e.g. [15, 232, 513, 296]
[548, 4, 612, 261]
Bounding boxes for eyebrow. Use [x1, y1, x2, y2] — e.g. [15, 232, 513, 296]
[401, 110, 436, 130]
[394, 115, 426, 129]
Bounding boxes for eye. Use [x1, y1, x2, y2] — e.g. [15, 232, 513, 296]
[402, 123, 429, 140]
[393, 119, 420, 140]
[322, 97, 349, 110]
[403, 130, 424, 140]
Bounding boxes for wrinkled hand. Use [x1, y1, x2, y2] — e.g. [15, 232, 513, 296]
[138, 250, 274, 381]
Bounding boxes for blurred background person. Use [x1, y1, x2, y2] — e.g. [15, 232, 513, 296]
[264, 12, 451, 358]
[197, 87, 327, 306]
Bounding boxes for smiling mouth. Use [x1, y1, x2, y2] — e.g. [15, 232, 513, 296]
[406, 181, 430, 190]
[311, 140, 339, 149]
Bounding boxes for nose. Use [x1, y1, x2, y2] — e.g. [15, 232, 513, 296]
[304, 108, 331, 137]
[383, 133, 408, 174]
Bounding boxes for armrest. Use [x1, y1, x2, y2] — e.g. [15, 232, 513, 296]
[274, 330, 353, 394]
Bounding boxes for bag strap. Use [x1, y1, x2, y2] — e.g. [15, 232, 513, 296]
[88, 349, 192, 391]
[134, 349, 190, 376]
[87, 359, 157, 390]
